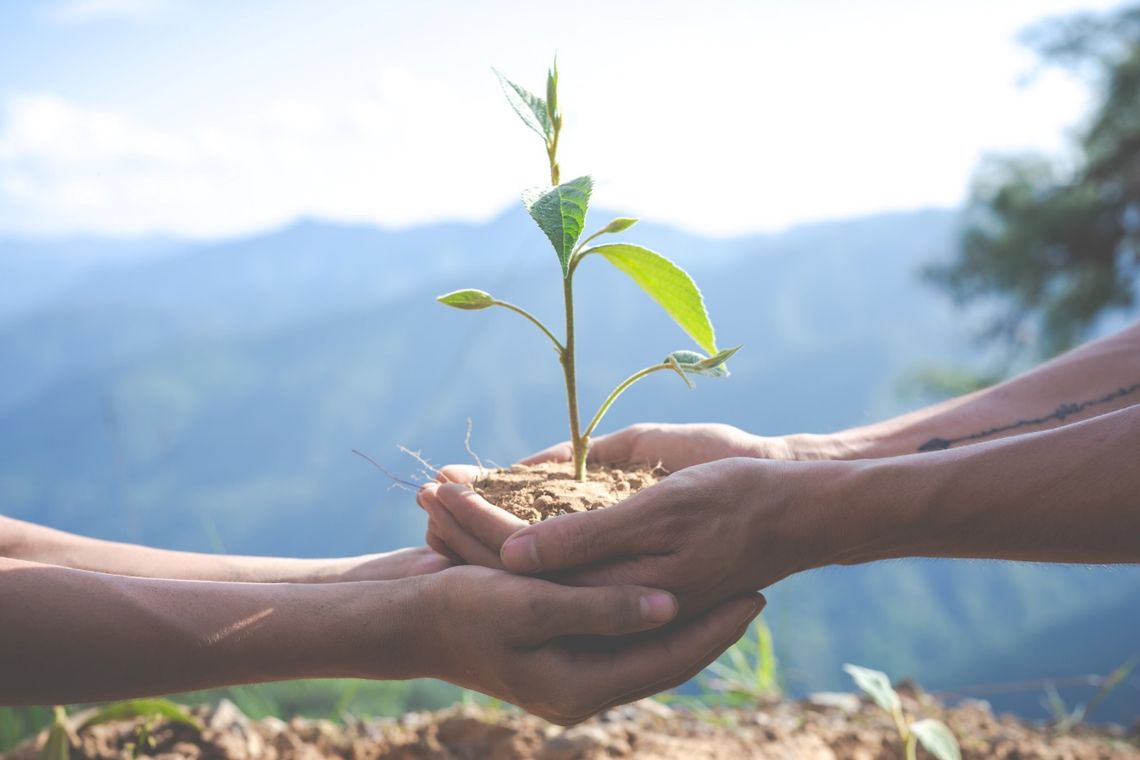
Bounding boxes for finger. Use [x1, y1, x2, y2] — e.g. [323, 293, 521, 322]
[425, 494, 506, 569]
[517, 583, 680, 642]
[425, 528, 464, 564]
[598, 593, 766, 711]
[518, 441, 573, 465]
[521, 431, 633, 467]
[498, 490, 654, 574]
[436, 483, 526, 554]
[437, 464, 484, 484]
[369, 547, 454, 579]
[578, 593, 765, 711]
[583, 428, 636, 464]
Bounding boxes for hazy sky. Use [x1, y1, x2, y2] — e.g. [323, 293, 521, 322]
[0, 0, 1126, 239]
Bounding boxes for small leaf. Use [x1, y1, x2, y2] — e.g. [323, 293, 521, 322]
[843, 663, 900, 713]
[494, 69, 552, 142]
[696, 346, 740, 371]
[598, 217, 638, 235]
[665, 353, 695, 389]
[438, 289, 495, 310]
[545, 58, 559, 124]
[589, 243, 717, 354]
[80, 699, 203, 732]
[665, 348, 738, 378]
[910, 719, 961, 760]
[522, 176, 593, 277]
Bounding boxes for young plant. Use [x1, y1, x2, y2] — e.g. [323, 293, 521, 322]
[702, 617, 782, 704]
[438, 59, 738, 481]
[844, 664, 960, 760]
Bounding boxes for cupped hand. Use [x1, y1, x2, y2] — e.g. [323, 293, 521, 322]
[414, 565, 765, 725]
[523, 422, 789, 472]
[417, 422, 781, 564]
[420, 457, 843, 616]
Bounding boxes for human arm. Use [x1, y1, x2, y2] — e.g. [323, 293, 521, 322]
[424, 405, 1140, 614]
[0, 556, 763, 723]
[0, 515, 447, 582]
[520, 321, 1140, 469]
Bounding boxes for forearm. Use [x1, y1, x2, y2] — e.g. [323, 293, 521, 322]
[0, 557, 423, 705]
[821, 404, 1140, 566]
[0, 516, 363, 582]
[787, 321, 1140, 460]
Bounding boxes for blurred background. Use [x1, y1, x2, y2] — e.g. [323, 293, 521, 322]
[1, 0, 1138, 739]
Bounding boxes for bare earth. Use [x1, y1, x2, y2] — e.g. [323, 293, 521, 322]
[471, 461, 661, 523]
[9, 691, 1138, 760]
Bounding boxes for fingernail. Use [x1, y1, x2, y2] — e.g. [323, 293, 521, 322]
[639, 592, 677, 623]
[502, 535, 540, 572]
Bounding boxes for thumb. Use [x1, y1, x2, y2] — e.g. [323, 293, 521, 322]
[500, 501, 643, 574]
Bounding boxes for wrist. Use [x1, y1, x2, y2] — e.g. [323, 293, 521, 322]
[821, 455, 931, 566]
[773, 432, 868, 461]
[737, 456, 909, 579]
[282, 577, 429, 681]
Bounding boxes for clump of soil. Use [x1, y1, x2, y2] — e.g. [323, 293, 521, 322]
[11, 692, 1139, 760]
[468, 461, 662, 524]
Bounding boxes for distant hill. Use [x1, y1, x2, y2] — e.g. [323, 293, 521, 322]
[1, 207, 1136, 723]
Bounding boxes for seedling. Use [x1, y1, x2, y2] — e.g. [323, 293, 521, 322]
[438, 59, 738, 481]
[844, 664, 960, 760]
[38, 699, 201, 760]
[1041, 655, 1138, 733]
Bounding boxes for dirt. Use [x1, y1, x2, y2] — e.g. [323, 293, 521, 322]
[470, 461, 662, 524]
[10, 691, 1138, 760]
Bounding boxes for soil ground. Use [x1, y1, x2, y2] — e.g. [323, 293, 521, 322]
[9, 690, 1138, 759]
[472, 461, 661, 523]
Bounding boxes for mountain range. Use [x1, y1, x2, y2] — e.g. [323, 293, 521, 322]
[2, 207, 1137, 723]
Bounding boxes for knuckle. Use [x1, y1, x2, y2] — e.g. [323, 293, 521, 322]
[519, 595, 555, 635]
[548, 688, 593, 723]
[561, 519, 603, 563]
[603, 590, 640, 633]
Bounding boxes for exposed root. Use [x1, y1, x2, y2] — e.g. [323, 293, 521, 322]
[464, 417, 488, 478]
[397, 445, 444, 483]
[351, 449, 418, 491]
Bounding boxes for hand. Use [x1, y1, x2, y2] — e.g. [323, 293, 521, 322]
[420, 457, 847, 615]
[418, 422, 782, 563]
[411, 565, 766, 724]
[523, 422, 789, 472]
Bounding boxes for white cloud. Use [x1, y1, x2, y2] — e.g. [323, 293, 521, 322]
[49, 0, 174, 24]
[0, 0, 1105, 240]
[0, 73, 533, 238]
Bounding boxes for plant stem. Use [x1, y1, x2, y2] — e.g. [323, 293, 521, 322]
[905, 733, 917, 760]
[547, 132, 560, 186]
[582, 362, 673, 440]
[561, 275, 587, 481]
[491, 300, 563, 352]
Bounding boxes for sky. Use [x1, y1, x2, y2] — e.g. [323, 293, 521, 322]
[0, 0, 1128, 240]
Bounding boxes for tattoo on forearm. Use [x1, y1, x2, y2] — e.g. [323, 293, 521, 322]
[917, 381, 1140, 452]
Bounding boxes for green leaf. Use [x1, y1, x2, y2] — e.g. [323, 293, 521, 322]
[589, 243, 717, 354]
[545, 58, 559, 124]
[80, 699, 202, 732]
[437, 289, 495, 310]
[598, 217, 638, 235]
[522, 176, 593, 277]
[666, 347, 740, 378]
[910, 719, 961, 760]
[665, 353, 695, 389]
[843, 663, 900, 713]
[493, 69, 552, 142]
